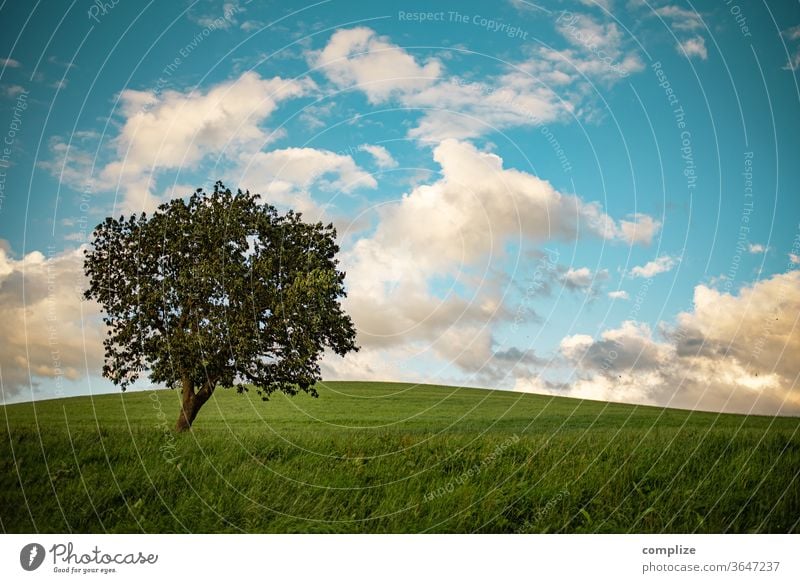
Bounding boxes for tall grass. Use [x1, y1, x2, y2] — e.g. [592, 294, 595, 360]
[2, 382, 798, 533]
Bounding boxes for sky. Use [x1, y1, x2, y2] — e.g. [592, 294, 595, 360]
[1, 0, 799, 415]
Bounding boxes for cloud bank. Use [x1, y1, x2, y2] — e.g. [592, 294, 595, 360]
[522, 271, 800, 415]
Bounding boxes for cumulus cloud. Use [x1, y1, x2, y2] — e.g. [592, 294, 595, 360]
[241, 147, 376, 193]
[553, 11, 645, 79]
[1, 58, 21, 68]
[670, 273, 800, 379]
[679, 37, 708, 60]
[310, 27, 568, 142]
[655, 5, 704, 31]
[310, 24, 642, 142]
[436, 11, 645, 139]
[188, 1, 241, 30]
[114, 72, 310, 172]
[618, 213, 661, 245]
[403, 74, 570, 142]
[2, 84, 27, 98]
[405, 11, 645, 141]
[651, 6, 709, 61]
[562, 266, 609, 294]
[41, 72, 315, 213]
[543, 271, 800, 415]
[475, 343, 548, 387]
[784, 50, 800, 71]
[784, 25, 800, 70]
[321, 345, 420, 384]
[40, 69, 378, 223]
[785, 24, 800, 41]
[629, 255, 678, 278]
[341, 139, 658, 376]
[0, 244, 103, 399]
[39, 133, 98, 191]
[359, 144, 398, 168]
[608, 290, 629, 300]
[236, 146, 377, 220]
[561, 320, 672, 370]
[309, 27, 442, 104]
[748, 243, 766, 254]
[563, 267, 594, 290]
[578, 0, 612, 9]
[347, 138, 656, 286]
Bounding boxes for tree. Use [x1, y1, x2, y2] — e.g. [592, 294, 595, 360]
[84, 182, 358, 431]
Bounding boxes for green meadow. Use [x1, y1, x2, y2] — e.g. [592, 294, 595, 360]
[1, 381, 798, 533]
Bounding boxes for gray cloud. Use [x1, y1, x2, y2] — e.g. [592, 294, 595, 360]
[0, 244, 104, 399]
[537, 271, 800, 415]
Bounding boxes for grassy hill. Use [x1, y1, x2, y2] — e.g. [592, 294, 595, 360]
[1, 381, 798, 533]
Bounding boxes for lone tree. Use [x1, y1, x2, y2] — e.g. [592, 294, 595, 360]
[84, 182, 358, 431]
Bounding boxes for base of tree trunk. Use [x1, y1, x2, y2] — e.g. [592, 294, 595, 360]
[175, 410, 195, 432]
[175, 381, 214, 431]
[175, 386, 200, 432]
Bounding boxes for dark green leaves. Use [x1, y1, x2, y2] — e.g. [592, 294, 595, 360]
[83, 181, 358, 401]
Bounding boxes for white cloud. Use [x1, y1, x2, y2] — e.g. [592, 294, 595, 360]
[652, 6, 708, 61]
[559, 333, 596, 362]
[401, 72, 572, 142]
[359, 144, 398, 168]
[790, 253, 800, 265]
[309, 27, 568, 142]
[189, 1, 242, 30]
[525, 44, 644, 87]
[38, 133, 99, 197]
[341, 139, 657, 375]
[298, 102, 335, 130]
[545, 271, 800, 415]
[619, 213, 661, 245]
[655, 5, 704, 31]
[578, 0, 612, 9]
[1, 58, 21, 68]
[240, 20, 265, 33]
[784, 25, 800, 41]
[552, 12, 645, 80]
[426, 13, 645, 140]
[679, 36, 708, 60]
[561, 320, 673, 372]
[321, 345, 419, 384]
[110, 72, 312, 181]
[2, 84, 26, 98]
[563, 267, 594, 289]
[629, 255, 678, 278]
[608, 290, 629, 300]
[782, 24, 800, 71]
[241, 147, 376, 193]
[562, 266, 609, 292]
[0, 245, 104, 399]
[748, 243, 766, 254]
[310, 24, 642, 142]
[236, 146, 377, 221]
[671, 273, 800, 381]
[42, 72, 315, 213]
[309, 27, 442, 104]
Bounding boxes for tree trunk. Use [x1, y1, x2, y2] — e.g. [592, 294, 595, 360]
[175, 376, 215, 432]
[175, 382, 199, 432]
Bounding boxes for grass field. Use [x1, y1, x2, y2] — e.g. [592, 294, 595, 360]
[1, 381, 798, 533]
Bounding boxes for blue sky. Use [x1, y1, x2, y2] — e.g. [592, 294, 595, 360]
[1, 0, 799, 415]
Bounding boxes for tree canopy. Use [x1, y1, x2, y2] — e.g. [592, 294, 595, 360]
[84, 182, 358, 430]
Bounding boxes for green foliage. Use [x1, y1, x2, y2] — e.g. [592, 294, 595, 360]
[83, 182, 357, 407]
[2, 382, 798, 533]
